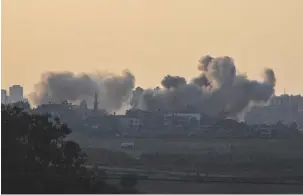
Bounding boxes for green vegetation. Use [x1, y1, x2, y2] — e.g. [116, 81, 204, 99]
[1, 105, 138, 193]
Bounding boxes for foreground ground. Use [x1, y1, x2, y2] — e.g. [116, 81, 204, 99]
[71, 135, 303, 177]
[76, 136, 303, 156]
[109, 179, 303, 194]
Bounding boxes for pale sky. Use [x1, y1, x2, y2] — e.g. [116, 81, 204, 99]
[2, 0, 303, 96]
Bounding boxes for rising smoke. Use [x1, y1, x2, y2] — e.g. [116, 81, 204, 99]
[29, 55, 276, 118]
[161, 75, 187, 89]
[130, 55, 276, 119]
[29, 70, 135, 112]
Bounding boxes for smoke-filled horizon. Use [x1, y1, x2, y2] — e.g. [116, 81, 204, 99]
[29, 70, 135, 112]
[29, 55, 276, 118]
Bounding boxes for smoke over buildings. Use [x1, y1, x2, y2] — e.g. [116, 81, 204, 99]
[131, 55, 276, 119]
[29, 55, 276, 118]
[29, 70, 135, 112]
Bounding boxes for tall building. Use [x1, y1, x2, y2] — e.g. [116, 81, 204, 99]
[93, 92, 98, 112]
[1, 89, 7, 104]
[9, 85, 23, 103]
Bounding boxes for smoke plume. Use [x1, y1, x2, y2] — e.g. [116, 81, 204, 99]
[161, 75, 187, 89]
[29, 70, 135, 112]
[29, 55, 276, 118]
[131, 55, 276, 118]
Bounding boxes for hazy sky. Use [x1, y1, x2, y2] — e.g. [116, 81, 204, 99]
[2, 0, 303, 96]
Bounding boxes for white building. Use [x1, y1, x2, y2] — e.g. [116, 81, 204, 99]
[9, 85, 23, 103]
[1, 89, 7, 104]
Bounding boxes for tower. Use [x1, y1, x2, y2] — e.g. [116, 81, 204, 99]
[1, 89, 7, 104]
[9, 85, 23, 103]
[93, 92, 98, 112]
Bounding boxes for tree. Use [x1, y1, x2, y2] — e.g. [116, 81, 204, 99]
[2, 104, 88, 193]
[1, 105, 121, 193]
[11, 101, 31, 110]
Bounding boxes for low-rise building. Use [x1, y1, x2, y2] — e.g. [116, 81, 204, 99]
[116, 115, 142, 131]
[164, 113, 201, 130]
[259, 127, 273, 138]
[245, 95, 303, 125]
[126, 109, 164, 130]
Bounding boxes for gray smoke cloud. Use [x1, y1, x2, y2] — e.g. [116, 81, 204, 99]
[29, 55, 276, 118]
[263, 68, 276, 86]
[131, 55, 276, 119]
[161, 75, 187, 89]
[130, 87, 144, 108]
[29, 70, 135, 112]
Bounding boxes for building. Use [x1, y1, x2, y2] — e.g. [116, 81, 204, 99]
[245, 94, 303, 125]
[93, 92, 98, 112]
[116, 115, 142, 131]
[258, 127, 273, 138]
[9, 85, 23, 103]
[299, 98, 303, 112]
[126, 109, 164, 130]
[164, 113, 201, 130]
[1, 89, 7, 104]
[270, 95, 303, 107]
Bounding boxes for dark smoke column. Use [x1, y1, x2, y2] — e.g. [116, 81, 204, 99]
[132, 55, 276, 119]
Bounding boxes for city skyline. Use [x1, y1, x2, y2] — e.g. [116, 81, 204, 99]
[2, 0, 303, 96]
[1, 84, 25, 104]
[2, 82, 302, 105]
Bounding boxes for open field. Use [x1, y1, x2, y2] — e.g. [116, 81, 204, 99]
[108, 179, 303, 194]
[76, 136, 303, 176]
[78, 136, 303, 158]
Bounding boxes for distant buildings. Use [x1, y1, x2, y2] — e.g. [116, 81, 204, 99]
[115, 115, 142, 131]
[164, 113, 201, 130]
[2, 85, 24, 105]
[1, 85, 301, 138]
[258, 127, 273, 138]
[1, 89, 7, 104]
[9, 85, 23, 103]
[245, 95, 303, 127]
